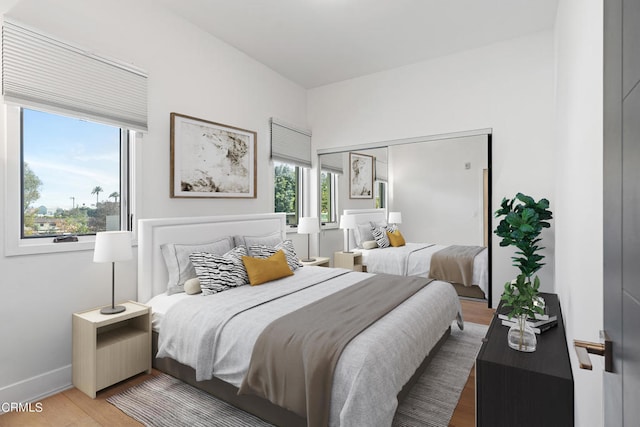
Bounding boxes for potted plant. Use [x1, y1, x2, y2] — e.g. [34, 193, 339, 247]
[495, 193, 553, 352]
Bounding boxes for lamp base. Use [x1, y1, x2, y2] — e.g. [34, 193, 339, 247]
[100, 305, 126, 315]
[301, 257, 316, 262]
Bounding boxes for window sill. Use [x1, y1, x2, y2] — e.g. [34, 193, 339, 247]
[321, 223, 339, 231]
[5, 236, 138, 256]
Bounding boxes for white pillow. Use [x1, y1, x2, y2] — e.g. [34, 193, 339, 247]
[362, 240, 379, 250]
[355, 223, 375, 247]
[161, 236, 234, 295]
[233, 231, 282, 248]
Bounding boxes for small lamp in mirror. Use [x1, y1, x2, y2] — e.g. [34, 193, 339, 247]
[339, 214, 357, 253]
[388, 211, 402, 227]
[298, 217, 319, 262]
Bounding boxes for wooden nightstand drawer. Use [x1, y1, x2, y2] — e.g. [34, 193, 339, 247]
[96, 327, 150, 390]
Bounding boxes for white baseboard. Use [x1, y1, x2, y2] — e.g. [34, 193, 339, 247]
[0, 365, 72, 414]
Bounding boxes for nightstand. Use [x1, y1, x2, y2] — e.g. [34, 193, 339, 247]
[334, 251, 365, 271]
[72, 300, 151, 398]
[300, 256, 330, 267]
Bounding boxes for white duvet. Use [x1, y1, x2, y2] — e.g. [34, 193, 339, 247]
[154, 266, 462, 427]
[360, 243, 489, 294]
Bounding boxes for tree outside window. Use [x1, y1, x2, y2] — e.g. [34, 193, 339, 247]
[274, 162, 299, 226]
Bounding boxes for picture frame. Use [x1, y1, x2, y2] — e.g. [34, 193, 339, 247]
[170, 113, 257, 198]
[349, 152, 374, 199]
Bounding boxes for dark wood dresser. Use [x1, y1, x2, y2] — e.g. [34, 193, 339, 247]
[476, 293, 574, 426]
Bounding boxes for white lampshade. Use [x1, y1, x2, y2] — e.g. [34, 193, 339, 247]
[298, 217, 320, 235]
[388, 212, 402, 224]
[339, 214, 356, 230]
[93, 231, 133, 263]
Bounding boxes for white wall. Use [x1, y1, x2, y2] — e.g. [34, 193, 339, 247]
[554, 0, 604, 425]
[0, 0, 307, 404]
[308, 31, 557, 306]
[389, 135, 487, 245]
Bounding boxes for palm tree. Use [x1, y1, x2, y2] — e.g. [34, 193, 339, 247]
[91, 186, 103, 207]
[109, 192, 119, 203]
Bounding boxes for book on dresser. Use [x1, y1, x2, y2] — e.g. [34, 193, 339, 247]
[496, 297, 558, 326]
[497, 295, 558, 334]
[500, 318, 558, 334]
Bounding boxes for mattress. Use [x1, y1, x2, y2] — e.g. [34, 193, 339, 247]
[150, 265, 462, 426]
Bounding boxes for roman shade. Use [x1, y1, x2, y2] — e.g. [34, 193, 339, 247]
[2, 19, 148, 131]
[270, 118, 311, 168]
[320, 152, 344, 174]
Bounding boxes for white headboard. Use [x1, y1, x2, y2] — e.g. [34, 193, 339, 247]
[137, 213, 286, 303]
[343, 208, 387, 248]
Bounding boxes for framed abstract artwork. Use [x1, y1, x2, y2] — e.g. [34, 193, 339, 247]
[349, 152, 374, 199]
[170, 113, 257, 198]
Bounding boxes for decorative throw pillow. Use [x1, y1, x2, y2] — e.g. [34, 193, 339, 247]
[387, 229, 406, 247]
[184, 277, 202, 295]
[248, 240, 303, 271]
[361, 240, 379, 250]
[161, 236, 235, 295]
[242, 250, 294, 286]
[371, 222, 393, 248]
[189, 246, 249, 296]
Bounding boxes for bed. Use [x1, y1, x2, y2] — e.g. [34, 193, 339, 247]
[344, 208, 489, 300]
[137, 213, 463, 426]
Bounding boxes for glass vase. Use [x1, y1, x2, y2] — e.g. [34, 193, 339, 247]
[507, 314, 537, 352]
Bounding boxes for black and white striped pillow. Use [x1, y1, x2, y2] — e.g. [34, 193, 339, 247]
[189, 246, 249, 295]
[370, 222, 395, 248]
[248, 240, 303, 271]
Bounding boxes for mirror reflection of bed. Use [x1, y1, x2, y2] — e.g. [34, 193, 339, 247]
[318, 130, 492, 305]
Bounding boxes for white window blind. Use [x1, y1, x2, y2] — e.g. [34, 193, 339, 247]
[2, 19, 147, 131]
[320, 152, 344, 174]
[270, 118, 311, 168]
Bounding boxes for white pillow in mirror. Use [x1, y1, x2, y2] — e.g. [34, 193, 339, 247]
[362, 240, 379, 250]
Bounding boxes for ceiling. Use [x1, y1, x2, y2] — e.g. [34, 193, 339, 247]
[157, 0, 559, 89]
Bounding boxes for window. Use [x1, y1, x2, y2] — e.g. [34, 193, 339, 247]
[274, 161, 301, 226]
[375, 180, 387, 209]
[21, 108, 131, 238]
[2, 20, 144, 255]
[320, 171, 338, 224]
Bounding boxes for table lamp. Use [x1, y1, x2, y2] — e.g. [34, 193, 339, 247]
[93, 231, 132, 315]
[388, 211, 402, 227]
[339, 214, 357, 253]
[298, 217, 320, 262]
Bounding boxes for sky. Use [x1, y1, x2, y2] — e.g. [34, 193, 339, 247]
[23, 108, 121, 211]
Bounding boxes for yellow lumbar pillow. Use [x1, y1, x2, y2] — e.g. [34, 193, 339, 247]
[242, 250, 294, 286]
[387, 229, 406, 247]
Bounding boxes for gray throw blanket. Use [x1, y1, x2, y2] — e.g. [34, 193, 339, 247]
[238, 274, 434, 427]
[429, 245, 484, 287]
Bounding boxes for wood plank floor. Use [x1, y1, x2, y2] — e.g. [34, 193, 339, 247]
[0, 299, 494, 427]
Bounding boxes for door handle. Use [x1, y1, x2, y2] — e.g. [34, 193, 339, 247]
[573, 330, 612, 372]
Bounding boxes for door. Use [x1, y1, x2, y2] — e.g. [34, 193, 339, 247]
[604, 0, 640, 424]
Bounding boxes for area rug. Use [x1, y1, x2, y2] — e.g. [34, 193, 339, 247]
[107, 321, 488, 427]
